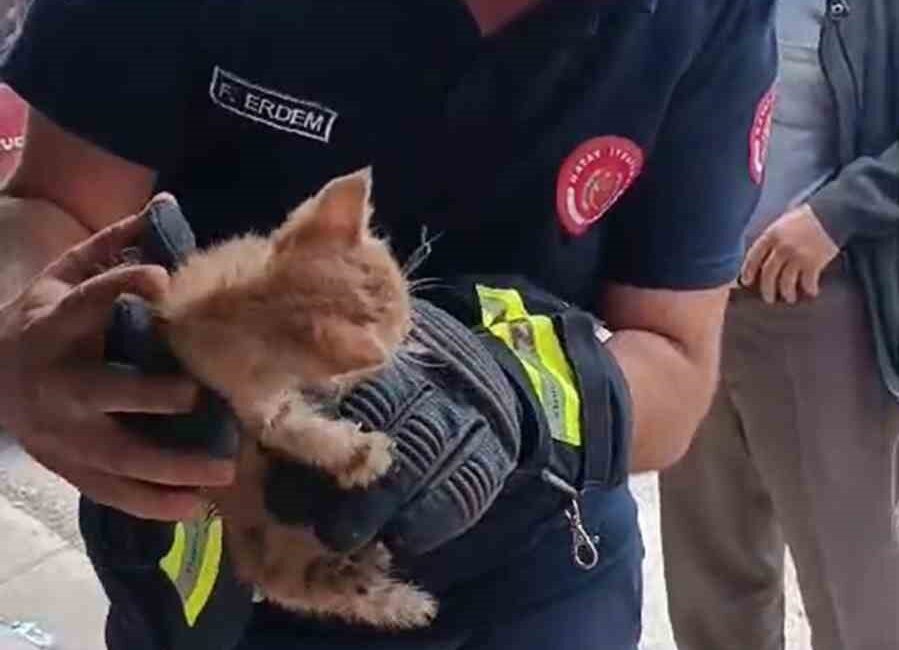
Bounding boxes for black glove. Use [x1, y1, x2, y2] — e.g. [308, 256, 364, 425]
[265, 276, 633, 567]
[266, 298, 523, 556]
[88, 194, 253, 650]
[104, 194, 239, 458]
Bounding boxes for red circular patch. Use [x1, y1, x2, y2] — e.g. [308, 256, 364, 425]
[749, 87, 776, 185]
[0, 85, 26, 183]
[556, 136, 644, 236]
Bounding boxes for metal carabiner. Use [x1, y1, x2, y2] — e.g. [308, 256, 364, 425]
[564, 498, 600, 571]
[541, 470, 601, 571]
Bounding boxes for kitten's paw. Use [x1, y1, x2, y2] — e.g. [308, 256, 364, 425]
[335, 432, 393, 489]
[377, 584, 439, 629]
[351, 542, 392, 572]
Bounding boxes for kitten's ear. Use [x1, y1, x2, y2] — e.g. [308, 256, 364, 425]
[274, 168, 373, 251]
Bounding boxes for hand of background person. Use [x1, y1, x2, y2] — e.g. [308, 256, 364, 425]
[741, 203, 840, 304]
[0, 214, 234, 521]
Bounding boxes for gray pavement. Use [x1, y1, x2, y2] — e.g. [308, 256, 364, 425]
[0, 435, 106, 650]
[0, 433, 811, 650]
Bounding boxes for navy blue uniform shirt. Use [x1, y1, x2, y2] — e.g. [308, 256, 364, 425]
[4, 0, 775, 307]
[3, 1, 776, 648]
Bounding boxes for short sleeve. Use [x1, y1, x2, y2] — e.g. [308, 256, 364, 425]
[1, 0, 197, 171]
[601, 0, 778, 290]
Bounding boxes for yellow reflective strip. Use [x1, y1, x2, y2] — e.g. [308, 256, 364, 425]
[475, 285, 582, 447]
[530, 315, 582, 447]
[476, 286, 529, 326]
[159, 523, 187, 584]
[490, 321, 545, 402]
[159, 517, 224, 627]
[505, 316, 578, 447]
[183, 517, 223, 627]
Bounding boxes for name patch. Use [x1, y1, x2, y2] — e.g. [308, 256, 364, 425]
[209, 67, 338, 143]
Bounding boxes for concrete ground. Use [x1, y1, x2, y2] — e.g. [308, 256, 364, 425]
[631, 473, 812, 650]
[0, 435, 106, 650]
[0, 433, 811, 650]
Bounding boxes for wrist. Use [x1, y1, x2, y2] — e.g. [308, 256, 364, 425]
[806, 194, 851, 249]
[0, 195, 88, 302]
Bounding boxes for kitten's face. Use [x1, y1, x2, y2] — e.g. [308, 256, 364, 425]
[159, 169, 411, 403]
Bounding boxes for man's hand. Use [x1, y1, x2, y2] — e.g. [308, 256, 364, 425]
[0, 215, 235, 521]
[741, 203, 840, 304]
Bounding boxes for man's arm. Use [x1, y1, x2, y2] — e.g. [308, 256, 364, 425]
[809, 141, 899, 246]
[603, 284, 725, 473]
[0, 196, 84, 302]
[0, 0, 196, 300]
[0, 109, 158, 302]
[591, 0, 776, 471]
[0, 110, 233, 521]
[0, 0, 232, 520]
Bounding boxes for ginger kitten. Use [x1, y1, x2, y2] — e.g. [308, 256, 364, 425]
[155, 169, 438, 629]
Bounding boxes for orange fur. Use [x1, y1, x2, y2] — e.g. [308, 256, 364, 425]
[155, 169, 437, 628]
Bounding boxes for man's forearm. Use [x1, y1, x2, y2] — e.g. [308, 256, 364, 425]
[0, 194, 89, 303]
[809, 141, 899, 246]
[608, 329, 719, 473]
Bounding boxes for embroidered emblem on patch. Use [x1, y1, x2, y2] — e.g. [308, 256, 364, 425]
[0, 84, 26, 182]
[209, 67, 339, 143]
[749, 87, 776, 185]
[556, 136, 644, 236]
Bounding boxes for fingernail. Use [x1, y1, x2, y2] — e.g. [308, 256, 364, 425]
[139, 267, 171, 299]
[148, 265, 171, 285]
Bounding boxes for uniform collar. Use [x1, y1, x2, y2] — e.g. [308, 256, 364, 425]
[504, 0, 658, 46]
[440, 0, 658, 46]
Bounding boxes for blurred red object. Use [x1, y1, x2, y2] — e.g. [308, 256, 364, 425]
[0, 83, 26, 182]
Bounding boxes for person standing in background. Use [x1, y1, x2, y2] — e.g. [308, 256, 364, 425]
[660, 1, 899, 649]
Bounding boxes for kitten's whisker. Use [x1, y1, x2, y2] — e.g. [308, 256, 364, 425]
[402, 227, 443, 278]
[408, 277, 444, 288]
[407, 278, 451, 297]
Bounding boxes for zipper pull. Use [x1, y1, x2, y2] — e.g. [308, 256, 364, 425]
[541, 469, 600, 571]
[565, 497, 600, 571]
